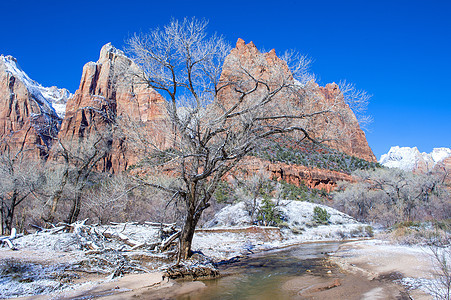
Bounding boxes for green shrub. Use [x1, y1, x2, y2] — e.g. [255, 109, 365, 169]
[365, 225, 374, 237]
[214, 181, 234, 204]
[312, 206, 330, 225]
[252, 140, 381, 174]
[257, 197, 282, 226]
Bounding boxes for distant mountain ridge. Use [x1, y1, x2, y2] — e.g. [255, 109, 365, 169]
[379, 146, 451, 172]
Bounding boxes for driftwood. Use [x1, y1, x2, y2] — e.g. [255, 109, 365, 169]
[101, 231, 140, 247]
[20, 220, 181, 255]
[30, 224, 44, 232]
[145, 221, 177, 228]
[0, 228, 18, 250]
[160, 231, 181, 251]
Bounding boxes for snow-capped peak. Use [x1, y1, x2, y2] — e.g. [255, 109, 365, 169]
[379, 146, 451, 171]
[0, 55, 72, 118]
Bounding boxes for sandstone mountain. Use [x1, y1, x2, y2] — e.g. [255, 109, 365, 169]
[57, 43, 169, 172]
[220, 39, 376, 163]
[380, 146, 451, 187]
[0, 55, 68, 158]
[380, 146, 451, 172]
[0, 41, 377, 190]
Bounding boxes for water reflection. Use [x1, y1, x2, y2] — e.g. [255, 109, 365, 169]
[178, 242, 341, 300]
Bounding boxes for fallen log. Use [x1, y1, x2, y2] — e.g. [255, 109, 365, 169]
[0, 228, 18, 250]
[49, 225, 67, 234]
[0, 238, 16, 250]
[160, 231, 181, 251]
[145, 222, 176, 228]
[30, 224, 44, 232]
[102, 231, 140, 247]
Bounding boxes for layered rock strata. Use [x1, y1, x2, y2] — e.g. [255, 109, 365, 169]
[219, 39, 376, 162]
[235, 156, 353, 193]
[58, 43, 169, 172]
[0, 55, 62, 158]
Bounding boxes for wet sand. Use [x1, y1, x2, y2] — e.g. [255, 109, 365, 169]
[281, 267, 410, 299]
[329, 239, 433, 300]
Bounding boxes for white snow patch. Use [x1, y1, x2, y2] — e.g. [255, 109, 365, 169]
[379, 146, 451, 171]
[0, 55, 72, 118]
[194, 200, 369, 261]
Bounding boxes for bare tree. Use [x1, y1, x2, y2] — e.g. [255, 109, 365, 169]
[40, 133, 111, 225]
[0, 142, 44, 235]
[427, 235, 451, 300]
[333, 168, 450, 226]
[338, 80, 372, 129]
[125, 17, 356, 260]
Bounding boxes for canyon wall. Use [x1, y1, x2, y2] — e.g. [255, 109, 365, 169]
[219, 39, 376, 163]
[0, 55, 62, 158]
[58, 43, 169, 172]
[1, 41, 377, 189]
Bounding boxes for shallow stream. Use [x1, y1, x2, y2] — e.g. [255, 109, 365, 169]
[177, 242, 342, 300]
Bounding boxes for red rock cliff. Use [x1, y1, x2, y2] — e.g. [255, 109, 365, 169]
[219, 39, 376, 162]
[0, 55, 60, 158]
[234, 156, 353, 193]
[58, 43, 169, 172]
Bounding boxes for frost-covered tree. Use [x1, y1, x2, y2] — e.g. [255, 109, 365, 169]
[40, 133, 112, 225]
[0, 143, 44, 235]
[125, 17, 363, 260]
[333, 168, 449, 226]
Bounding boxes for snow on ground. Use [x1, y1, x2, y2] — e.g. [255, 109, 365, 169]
[194, 200, 370, 261]
[4, 201, 443, 299]
[0, 223, 166, 299]
[330, 239, 451, 299]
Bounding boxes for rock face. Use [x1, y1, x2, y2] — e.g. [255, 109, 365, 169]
[0, 55, 64, 158]
[219, 39, 376, 162]
[315, 82, 376, 162]
[58, 43, 169, 172]
[0, 40, 376, 189]
[236, 157, 353, 193]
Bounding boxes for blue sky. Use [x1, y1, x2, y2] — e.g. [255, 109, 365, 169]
[2, 0, 450, 159]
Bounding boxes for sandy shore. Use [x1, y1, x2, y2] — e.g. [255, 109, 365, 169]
[6, 239, 437, 299]
[329, 239, 434, 299]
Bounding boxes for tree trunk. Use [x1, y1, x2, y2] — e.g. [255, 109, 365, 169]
[176, 192, 212, 263]
[3, 192, 18, 236]
[0, 207, 4, 236]
[66, 190, 82, 224]
[177, 210, 198, 262]
[42, 191, 63, 224]
[42, 168, 68, 224]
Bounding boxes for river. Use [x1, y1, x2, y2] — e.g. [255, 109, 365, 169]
[177, 242, 342, 300]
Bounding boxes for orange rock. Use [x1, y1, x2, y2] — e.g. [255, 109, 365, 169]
[219, 39, 376, 162]
[235, 157, 353, 192]
[58, 43, 170, 172]
[0, 55, 60, 158]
